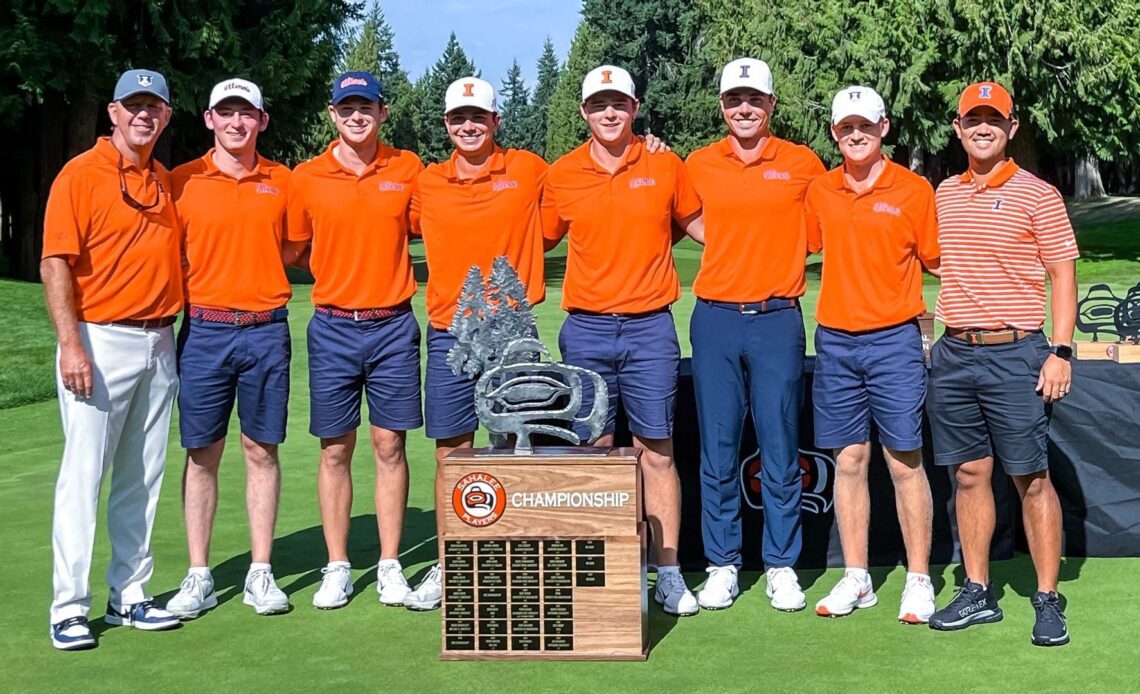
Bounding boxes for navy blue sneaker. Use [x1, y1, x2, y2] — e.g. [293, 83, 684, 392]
[104, 599, 181, 631]
[928, 580, 1003, 631]
[1031, 591, 1070, 647]
[50, 616, 96, 651]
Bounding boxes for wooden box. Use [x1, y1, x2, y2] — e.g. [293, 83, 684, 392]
[1108, 343, 1140, 364]
[438, 447, 647, 661]
[1074, 340, 1115, 361]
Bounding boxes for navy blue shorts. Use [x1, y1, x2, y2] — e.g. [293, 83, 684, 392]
[927, 332, 1051, 475]
[424, 326, 478, 440]
[813, 321, 926, 451]
[558, 310, 679, 440]
[306, 309, 423, 438]
[177, 312, 291, 448]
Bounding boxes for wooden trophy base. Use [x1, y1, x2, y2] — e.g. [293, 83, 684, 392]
[438, 447, 648, 661]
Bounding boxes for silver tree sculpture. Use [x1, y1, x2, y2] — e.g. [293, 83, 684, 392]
[447, 257, 608, 453]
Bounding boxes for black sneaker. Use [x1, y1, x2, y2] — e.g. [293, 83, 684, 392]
[929, 580, 1003, 631]
[1031, 591, 1070, 647]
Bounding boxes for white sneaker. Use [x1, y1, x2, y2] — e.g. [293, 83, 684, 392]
[404, 564, 442, 611]
[698, 565, 739, 610]
[166, 572, 217, 619]
[376, 559, 410, 606]
[244, 567, 291, 615]
[898, 573, 936, 624]
[766, 566, 807, 612]
[654, 571, 699, 616]
[312, 563, 353, 609]
[815, 571, 877, 617]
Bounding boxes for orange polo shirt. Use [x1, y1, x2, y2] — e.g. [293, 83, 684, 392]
[172, 151, 298, 312]
[412, 146, 548, 329]
[805, 159, 940, 332]
[42, 137, 183, 323]
[685, 136, 825, 302]
[288, 140, 421, 309]
[542, 137, 702, 313]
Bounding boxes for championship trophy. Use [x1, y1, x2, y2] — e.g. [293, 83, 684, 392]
[437, 257, 648, 661]
[1073, 281, 1140, 363]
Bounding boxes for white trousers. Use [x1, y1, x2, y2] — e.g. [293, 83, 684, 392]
[50, 322, 177, 623]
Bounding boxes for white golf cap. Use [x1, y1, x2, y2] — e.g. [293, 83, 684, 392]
[719, 58, 774, 95]
[830, 86, 887, 125]
[208, 78, 263, 110]
[581, 65, 636, 102]
[445, 76, 497, 114]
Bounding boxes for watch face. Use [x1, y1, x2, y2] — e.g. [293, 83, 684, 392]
[1053, 345, 1073, 359]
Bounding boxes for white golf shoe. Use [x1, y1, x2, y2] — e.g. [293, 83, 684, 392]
[698, 565, 740, 610]
[766, 566, 807, 612]
[404, 564, 442, 611]
[376, 559, 411, 607]
[312, 563, 353, 609]
[655, 570, 699, 616]
[166, 571, 217, 620]
[815, 570, 877, 617]
[898, 573, 936, 624]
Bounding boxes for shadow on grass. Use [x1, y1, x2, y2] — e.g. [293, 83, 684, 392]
[148, 509, 439, 613]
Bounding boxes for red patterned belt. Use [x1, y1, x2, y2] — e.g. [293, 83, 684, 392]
[108, 316, 177, 329]
[315, 303, 410, 321]
[189, 305, 286, 326]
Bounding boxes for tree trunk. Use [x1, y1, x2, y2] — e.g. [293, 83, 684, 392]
[1073, 153, 1107, 199]
[908, 144, 924, 175]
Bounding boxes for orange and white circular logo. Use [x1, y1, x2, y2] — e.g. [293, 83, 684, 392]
[452, 472, 506, 527]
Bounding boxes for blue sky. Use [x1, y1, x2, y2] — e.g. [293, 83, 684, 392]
[382, 1, 584, 87]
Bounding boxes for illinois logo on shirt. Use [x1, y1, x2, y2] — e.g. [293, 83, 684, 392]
[873, 201, 902, 216]
[763, 169, 791, 181]
[492, 179, 519, 192]
[377, 181, 406, 192]
[628, 177, 656, 189]
[255, 183, 279, 195]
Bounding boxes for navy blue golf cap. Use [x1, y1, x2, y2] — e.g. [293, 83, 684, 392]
[331, 71, 383, 104]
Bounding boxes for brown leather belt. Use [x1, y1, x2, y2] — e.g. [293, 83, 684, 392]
[315, 302, 410, 321]
[109, 316, 177, 329]
[189, 305, 287, 326]
[945, 327, 1038, 345]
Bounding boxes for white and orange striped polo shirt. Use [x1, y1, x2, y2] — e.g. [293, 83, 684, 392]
[934, 160, 1078, 330]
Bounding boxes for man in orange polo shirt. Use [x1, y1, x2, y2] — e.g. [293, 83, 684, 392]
[927, 83, 1077, 647]
[41, 69, 183, 649]
[402, 76, 547, 610]
[165, 79, 305, 620]
[804, 87, 940, 624]
[289, 71, 423, 610]
[543, 64, 705, 616]
[685, 58, 825, 612]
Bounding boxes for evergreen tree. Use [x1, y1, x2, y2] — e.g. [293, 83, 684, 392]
[524, 37, 562, 158]
[546, 20, 606, 160]
[296, 2, 417, 160]
[414, 32, 480, 163]
[497, 60, 531, 151]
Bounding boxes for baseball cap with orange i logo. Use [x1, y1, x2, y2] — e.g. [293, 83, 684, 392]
[445, 76, 497, 113]
[581, 65, 637, 102]
[958, 81, 1014, 118]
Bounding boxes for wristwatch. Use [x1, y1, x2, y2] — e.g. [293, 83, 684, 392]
[1050, 344, 1073, 361]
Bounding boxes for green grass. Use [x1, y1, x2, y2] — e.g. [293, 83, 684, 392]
[1, 220, 1137, 691]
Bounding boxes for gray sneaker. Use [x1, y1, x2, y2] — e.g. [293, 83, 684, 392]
[166, 572, 217, 620]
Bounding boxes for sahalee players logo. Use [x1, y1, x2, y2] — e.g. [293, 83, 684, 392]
[739, 448, 836, 514]
[452, 472, 506, 527]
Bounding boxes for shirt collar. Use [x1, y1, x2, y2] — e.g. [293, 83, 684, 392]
[578, 136, 645, 174]
[94, 136, 157, 173]
[320, 139, 392, 175]
[441, 145, 508, 182]
[958, 158, 1020, 189]
[199, 148, 270, 179]
[831, 156, 897, 192]
[714, 134, 781, 165]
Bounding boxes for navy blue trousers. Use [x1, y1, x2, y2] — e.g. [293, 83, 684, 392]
[690, 299, 805, 568]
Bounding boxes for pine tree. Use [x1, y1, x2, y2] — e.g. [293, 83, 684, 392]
[415, 32, 480, 163]
[524, 37, 562, 158]
[546, 21, 606, 160]
[497, 60, 531, 151]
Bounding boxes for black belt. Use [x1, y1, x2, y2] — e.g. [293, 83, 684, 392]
[700, 298, 798, 314]
[107, 316, 177, 329]
[568, 307, 670, 320]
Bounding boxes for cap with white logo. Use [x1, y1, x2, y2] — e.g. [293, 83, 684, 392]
[445, 77, 497, 114]
[830, 86, 887, 125]
[719, 58, 774, 95]
[581, 65, 636, 102]
[113, 69, 170, 104]
[208, 78, 264, 110]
